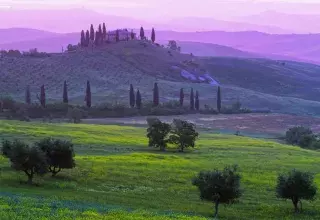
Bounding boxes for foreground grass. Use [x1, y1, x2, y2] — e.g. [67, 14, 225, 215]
[1, 120, 320, 219]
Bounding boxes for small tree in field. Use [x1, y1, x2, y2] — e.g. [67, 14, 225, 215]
[169, 119, 198, 152]
[85, 80, 91, 108]
[146, 118, 171, 151]
[136, 89, 142, 109]
[129, 84, 135, 108]
[217, 86, 221, 113]
[192, 165, 242, 218]
[179, 88, 184, 107]
[195, 91, 199, 111]
[2, 140, 47, 184]
[25, 85, 31, 104]
[285, 126, 314, 147]
[36, 138, 75, 177]
[63, 80, 68, 104]
[276, 169, 317, 213]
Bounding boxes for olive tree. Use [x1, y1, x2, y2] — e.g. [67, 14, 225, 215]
[285, 126, 314, 147]
[192, 165, 242, 218]
[2, 140, 47, 184]
[276, 169, 317, 212]
[36, 138, 75, 176]
[146, 118, 171, 151]
[169, 119, 198, 152]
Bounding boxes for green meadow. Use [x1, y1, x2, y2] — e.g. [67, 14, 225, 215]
[0, 120, 320, 219]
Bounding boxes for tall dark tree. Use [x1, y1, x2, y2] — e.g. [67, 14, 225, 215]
[85, 80, 91, 108]
[25, 85, 31, 104]
[98, 24, 103, 44]
[136, 89, 142, 109]
[63, 81, 68, 104]
[195, 91, 200, 111]
[153, 82, 159, 107]
[130, 30, 135, 40]
[151, 28, 156, 43]
[217, 86, 221, 113]
[190, 88, 194, 110]
[39, 85, 46, 108]
[129, 84, 135, 108]
[94, 31, 100, 46]
[90, 24, 95, 42]
[140, 26, 145, 40]
[179, 88, 184, 107]
[102, 23, 107, 41]
[80, 30, 85, 47]
[85, 30, 90, 46]
[116, 29, 120, 42]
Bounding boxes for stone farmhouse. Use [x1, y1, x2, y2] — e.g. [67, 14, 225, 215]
[107, 29, 136, 41]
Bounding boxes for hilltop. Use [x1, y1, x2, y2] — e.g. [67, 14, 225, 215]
[1, 40, 320, 116]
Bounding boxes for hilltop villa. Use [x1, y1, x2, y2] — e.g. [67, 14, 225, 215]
[107, 29, 136, 41]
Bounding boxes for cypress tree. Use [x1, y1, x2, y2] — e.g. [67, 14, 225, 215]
[102, 23, 107, 41]
[85, 30, 90, 47]
[80, 30, 85, 47]
[151, 28, 155, 43]
[63, 81, 68, 104]
[90, 24, 95, 42]
[140, 27, 145, 40]
[195, 91, 199, 111]
[85, 80, 91, 108]
[40, 85, 45, 108]
[179, 88, 184, 107]
[94, 31, 100, 46]
[190, 88, 194, 110]
[116, 29, 120, 42]
[136, 90, 141, 109]
[131, 30, 135, 40]
[153, 82, 159, 107]
[217, 86, 221, 113]
[25, 85, 31, 104]
[98, 24, 103, 44]
[129, 84, 135, 108]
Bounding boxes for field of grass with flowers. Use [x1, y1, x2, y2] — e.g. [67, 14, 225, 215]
[1, 120, 320, 219]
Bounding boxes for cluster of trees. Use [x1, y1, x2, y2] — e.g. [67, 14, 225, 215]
[1, 138, 75, 184]
[130, 83, 223, 112]
[146, 118, 199, 152]
[285, 126, 320, 150]
[80, 23, 108, 47]
[139, 27, 156, 43]
[193, 165, 317, 217]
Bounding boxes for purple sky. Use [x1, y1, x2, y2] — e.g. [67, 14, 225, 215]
[1, 0, 320, 21]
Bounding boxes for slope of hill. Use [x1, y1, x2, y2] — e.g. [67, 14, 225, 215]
[1, 40, 320, 116]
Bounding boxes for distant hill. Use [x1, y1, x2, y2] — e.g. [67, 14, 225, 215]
[2, 28, 320, 64]
[1, 40, 320, 116]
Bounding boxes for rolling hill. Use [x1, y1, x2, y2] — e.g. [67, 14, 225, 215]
[1, 40, 320, 116]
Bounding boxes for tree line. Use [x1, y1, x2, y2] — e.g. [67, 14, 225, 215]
[79, 24, 156, 47]
[24, 81, 223, 112]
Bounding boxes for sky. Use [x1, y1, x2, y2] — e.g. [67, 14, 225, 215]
[1, 0, 320, 21]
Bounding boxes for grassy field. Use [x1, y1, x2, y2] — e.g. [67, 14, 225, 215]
[1, 119, 320, 219]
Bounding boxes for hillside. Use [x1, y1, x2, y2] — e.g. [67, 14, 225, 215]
[1, 40, 320, 116]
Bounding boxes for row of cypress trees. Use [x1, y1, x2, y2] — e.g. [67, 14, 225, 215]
[25, 82, 222, 111]
[129, 83, 222, 112]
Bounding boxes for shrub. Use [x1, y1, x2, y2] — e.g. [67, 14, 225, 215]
[285, 126, 314, 147]
[192, 165, 242, 218]
[146, 118, 171, 151]
[3, 140, 47, 184]
[67, 107, 84, 123]
[276, 169, 317, 212]
[169, 119, 199, 152]
[36, 138, 75, 177]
